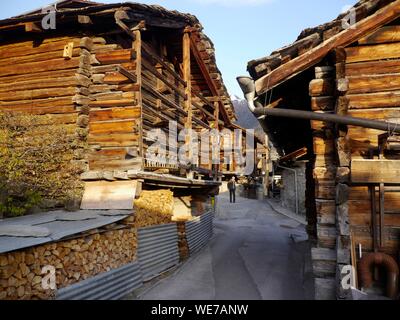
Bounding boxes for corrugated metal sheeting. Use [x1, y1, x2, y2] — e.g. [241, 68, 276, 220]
[0, 210, 131, 254]
[137, 223, 180, 281]
[56, 261, 143, 300]
[34, 211, 213, 300]
[185, 211, 214, 255]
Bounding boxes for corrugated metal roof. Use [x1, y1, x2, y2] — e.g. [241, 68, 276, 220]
[0, 209, 131, 254]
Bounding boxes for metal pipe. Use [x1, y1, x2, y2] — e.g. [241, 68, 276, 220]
[253, 108, 400, 134]
[358, 252, 399, 299]
[237, 76, 283, 154]
[277, 164, 299, 215]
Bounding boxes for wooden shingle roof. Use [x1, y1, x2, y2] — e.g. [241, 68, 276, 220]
[248, 0, 400, 95]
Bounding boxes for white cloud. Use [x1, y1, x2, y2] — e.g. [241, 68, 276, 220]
[192, 0, 274, 7]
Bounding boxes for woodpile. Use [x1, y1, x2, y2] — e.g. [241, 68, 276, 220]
[0, 225, 137, 300]
[172, 196, 193, 222]
[133, 190, 174, 228]
[177, 222, 189, 261]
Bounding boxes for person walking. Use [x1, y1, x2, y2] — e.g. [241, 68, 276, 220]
[227, 177, 236, 203]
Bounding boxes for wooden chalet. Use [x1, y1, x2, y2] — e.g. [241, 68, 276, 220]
[0, 0, 253, 210]
[243, 0, 400, 300]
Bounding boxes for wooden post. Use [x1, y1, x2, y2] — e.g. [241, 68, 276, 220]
[333, 47, 352, 300]
[183, 27, 193, 178]
[133, 21, 145, 166]
[212, 101, 219, 175]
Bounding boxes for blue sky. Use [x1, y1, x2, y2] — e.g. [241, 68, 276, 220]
[1, 0, 358, 95]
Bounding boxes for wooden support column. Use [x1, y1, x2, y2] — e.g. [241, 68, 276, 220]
[333, 47, 352, 300]
[212, 101, 219, 174]
[183, 27, 193, 178]
[132, 21, 145, 165]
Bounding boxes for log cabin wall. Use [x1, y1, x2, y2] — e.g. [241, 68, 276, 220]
[309, 65, 338, 300]
[88, 38, 142, 172]
[345, 24, 400, 270]
[0, 2, 240, 213]
[310, 23, 400, 299]
[0, 35, 94, 204]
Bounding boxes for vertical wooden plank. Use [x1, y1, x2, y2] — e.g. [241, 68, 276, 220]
[183, 28, 193, 177]
[133, 26, 144, 167]
[370, 185, 379, 253]
[213, 101, 219, 173]
[379, 182, 385, 248]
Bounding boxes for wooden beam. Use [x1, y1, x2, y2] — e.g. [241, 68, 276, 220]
[24, 22, 41, 33]
[351, 160, 400, 184]
[214, 101, 219, 130]
[189, 32, 230, 125]
[141, 41, 186, 87]
[183, 28, 194, 174]
[133, 22, 145, 165]
[255, 0, 400, 95]
[346, 42, 400, 63]
[78, 15, 93, 25]
[358, 25, 400, 45]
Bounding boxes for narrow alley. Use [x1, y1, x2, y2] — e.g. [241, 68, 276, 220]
[134, 192, 314, 300]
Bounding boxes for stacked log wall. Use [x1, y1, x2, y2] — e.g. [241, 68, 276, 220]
[344, 25, 400, 257]
[141, 42, 184, 170]
[309, 66, 338, 300]
[0, 36, 93, 206]
[88, 38, 142, 173]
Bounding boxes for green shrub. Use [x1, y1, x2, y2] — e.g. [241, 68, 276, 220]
[0, 112, 85, 217]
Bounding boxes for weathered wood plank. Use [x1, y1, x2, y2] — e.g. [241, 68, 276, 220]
[358, 25, 400, 45]
[103, 72, 131, 84]
[348, 90, 400, 109]
[95, 49, 135, 65]
[351, 159, 400, 184]
[313, 136, 335, 155]
[255, 0, 400, 94]
[0, 57, 80, 77]
[316, 199, 336, 224]
[0, 69, 77, 84]
[0, 87, 77, 101]
[88, 133, 139, 147]
[89, 107, 140, 122]
[346, 42, 400, 63]
[0, 75, 89, 93]
[348, 73, 400, 94]
[315, 181, 336, 200]
[309, 78, 335, 97]
[0, 37, 82, 59]
[89, 120, 136, 134]
[0, 48, 81, 67]
[346, 59, 400, 76]
[89, 158, 142, 171]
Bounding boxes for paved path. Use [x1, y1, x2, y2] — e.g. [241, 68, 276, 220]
[137, 192, 314, 300]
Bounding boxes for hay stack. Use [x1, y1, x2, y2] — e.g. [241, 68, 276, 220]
[133, 190, 174, 228]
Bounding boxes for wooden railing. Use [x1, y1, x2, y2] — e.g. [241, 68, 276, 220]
[139, 40, 220, 171]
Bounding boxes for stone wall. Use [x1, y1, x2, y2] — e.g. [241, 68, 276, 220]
[280, 162, 307, 217]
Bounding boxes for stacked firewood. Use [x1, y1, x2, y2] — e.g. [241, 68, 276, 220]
[0, 226, 137, 300]
[133, 190, 174, 228]
[177, 222, 189, 261]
